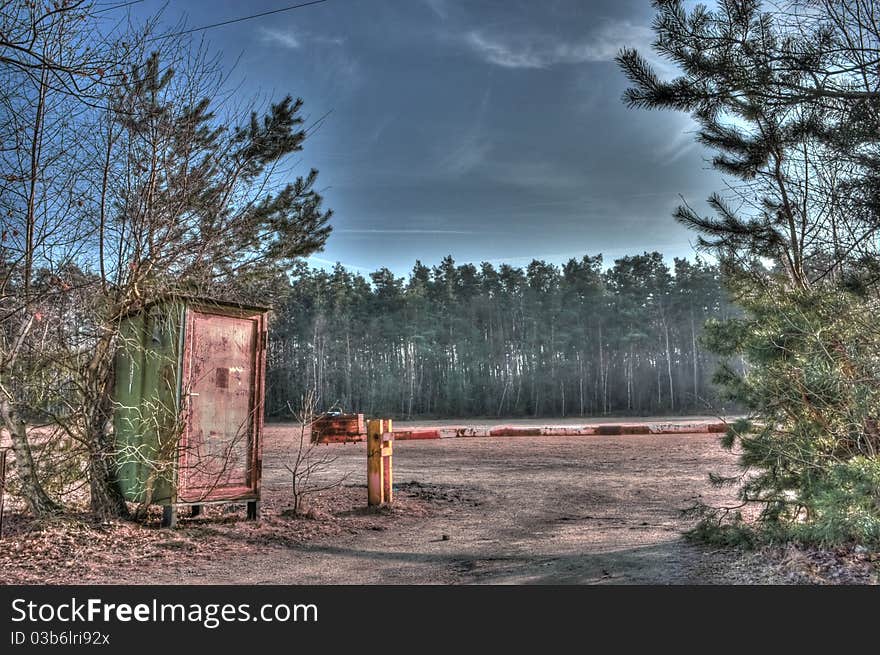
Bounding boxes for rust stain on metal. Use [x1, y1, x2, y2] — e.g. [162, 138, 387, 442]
[215, 367, 229, 389]
[179, 305, 267, 504]
[312, 413, 366, 443]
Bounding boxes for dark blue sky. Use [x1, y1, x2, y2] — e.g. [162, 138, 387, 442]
[129, 0, 723, 276]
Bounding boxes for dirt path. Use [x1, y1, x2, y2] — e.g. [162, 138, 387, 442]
[127, 431, 751, 584]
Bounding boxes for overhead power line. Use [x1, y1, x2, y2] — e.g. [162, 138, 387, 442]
[147, 0, 329, 42]
[94, 0, 145, 13]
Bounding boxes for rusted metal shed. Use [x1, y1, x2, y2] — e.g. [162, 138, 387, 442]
[113, 295, 268, 526]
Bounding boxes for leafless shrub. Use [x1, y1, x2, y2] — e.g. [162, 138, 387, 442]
[283, 391, 348, 517]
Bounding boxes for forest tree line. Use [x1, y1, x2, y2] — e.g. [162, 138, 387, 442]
[267, 252, 738, 419]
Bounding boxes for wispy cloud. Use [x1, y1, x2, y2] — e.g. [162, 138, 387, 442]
[312, 34, 346, 46]
[439, 136, 492, 176]
[260, 28, 345, 50]
[437, 87, 493, 176]
[336, 228, 475, 235]
[465, 20, 654, 69]
[306, 255, 372, 272]
[259, 26, 360, 97]
[423, 0, 448, 21]
[261, 28, 301, 49]
[657, 127, 698, 163]
[648, 114, 702, 164]
[490, 159, 591, 191]
[465, 32, 543, 69]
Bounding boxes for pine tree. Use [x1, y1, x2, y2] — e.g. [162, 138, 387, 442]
[618, 0, 880, 542]
[81, 49, 333, 518]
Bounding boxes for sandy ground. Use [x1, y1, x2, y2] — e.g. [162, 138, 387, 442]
[132, 428, 763, 584]
[4, 421, 877, 584]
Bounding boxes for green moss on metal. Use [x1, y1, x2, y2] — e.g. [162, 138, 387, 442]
[113, 301, 184, 504]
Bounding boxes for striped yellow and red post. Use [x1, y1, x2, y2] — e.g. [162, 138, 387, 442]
[367, 419, 393, 506]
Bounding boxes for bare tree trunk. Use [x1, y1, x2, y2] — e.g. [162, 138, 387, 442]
[345, 330, 352, 409]
[23, 64, 48, 295]
[0, 397, 60, 516]
[626, 346, 633, 411]
[664, 321, 674, 411]
[578, 351, 584, 416]
[598, 324, 607, 414]
[98, 108, 114, 294]
[514, 362, 522, 411]
[417, 361, 423, 415]
[603, 360, 609, 415]
[86, 403, 129, 519]
[533, 374, 540, 417]
[657, 356, 662, 407]
[407, 341, 415, 419]
[691, 309, 699, 402]
[84, 335, 129, 519]
[560, 379, 565, 417]
[496, 380, 507, 417]
[0, 65, 59, 518]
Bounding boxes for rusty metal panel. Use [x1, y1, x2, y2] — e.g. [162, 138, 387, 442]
[312, 413, 366, 443]
[178, 304, 266, 503]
